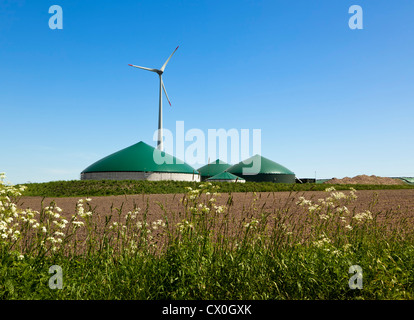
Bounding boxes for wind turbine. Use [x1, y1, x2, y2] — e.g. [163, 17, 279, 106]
[129, 46, 179, 152]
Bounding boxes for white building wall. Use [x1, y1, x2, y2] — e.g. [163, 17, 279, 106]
[81, 171, 200, 182]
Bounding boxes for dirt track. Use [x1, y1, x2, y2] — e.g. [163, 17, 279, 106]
[18, 189, 414, 226]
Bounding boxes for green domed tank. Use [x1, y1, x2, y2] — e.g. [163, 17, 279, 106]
[81, 141, 199, 181]
[197, 159, 232, 181]
[226, 154, 295, 183]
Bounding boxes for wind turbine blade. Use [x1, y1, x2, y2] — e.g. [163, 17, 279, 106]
[160, 46, 179, 72]
[128, 64, 159, 73]
[161, 79, 171, 106]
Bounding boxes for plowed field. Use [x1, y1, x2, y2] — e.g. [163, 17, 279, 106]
[18, 189, 414, 227]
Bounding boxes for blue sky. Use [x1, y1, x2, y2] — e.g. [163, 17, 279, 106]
[1, 0, 413, 184]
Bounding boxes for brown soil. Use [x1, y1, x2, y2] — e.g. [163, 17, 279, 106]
[323, 175, 407, 185]
[18, 189, 414, 226]
[15, 189, 414, 254]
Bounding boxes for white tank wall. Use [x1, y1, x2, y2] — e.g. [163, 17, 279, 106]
[81, 171, 200, 182]
[208, 179, 245, 183]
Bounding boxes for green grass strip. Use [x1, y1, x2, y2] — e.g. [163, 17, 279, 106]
[19, 180, 414, 198]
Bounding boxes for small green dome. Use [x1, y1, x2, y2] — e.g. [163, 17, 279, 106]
[82, 141, 198, 174]
[197, 159, 232, 178]
[207, 171, 245, 181]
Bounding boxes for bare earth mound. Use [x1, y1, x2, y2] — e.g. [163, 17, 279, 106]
[324, 175, 406, 185]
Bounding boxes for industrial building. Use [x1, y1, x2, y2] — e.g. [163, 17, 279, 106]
[81, 141, 200, 181]
[226, 154, 295, 183]
[197, 159, 232, 181]
[207, 171, 245, 183]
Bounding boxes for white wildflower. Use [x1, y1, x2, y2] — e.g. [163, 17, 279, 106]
[313, 235, 331, 248]
[296, 196, 312, 207]
[214, 205, 225, 214]
[319, 214, 329, 220]
[11, 231, 20, 241]
[345, 225, 353, 231]
[308, 204, 320, 213]
[337, 206, 350, 215]
[349, 188, 358, 200]
[46, 237, 57, 243]
[353, 210, 373, 223]
[72, 221, 84, 227]
[331, 191, 347, 200]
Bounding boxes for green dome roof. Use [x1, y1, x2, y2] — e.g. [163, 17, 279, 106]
[197, 159, 232, 177]
[82, 141, 198, 174]
[207, 171, 245, 181]
[227, 154, 294, 175]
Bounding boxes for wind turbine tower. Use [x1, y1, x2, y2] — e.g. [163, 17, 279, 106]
[129, 46, 179, 151]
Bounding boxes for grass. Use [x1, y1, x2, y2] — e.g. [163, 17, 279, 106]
[18, 179, 414, 197]
[1, 173, 414, 300]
